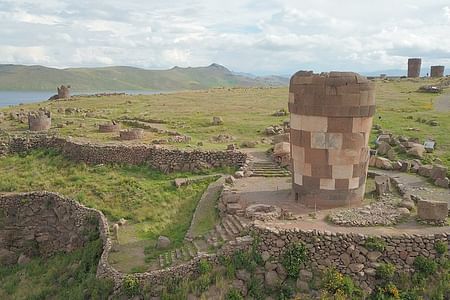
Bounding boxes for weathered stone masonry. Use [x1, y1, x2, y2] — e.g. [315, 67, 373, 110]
[0, 192, 100, 263]
[1, 134, 247, 173]
[288, 71, 375, 208]
[252, 224, 449, 292]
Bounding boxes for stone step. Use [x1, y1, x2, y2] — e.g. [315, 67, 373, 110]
[251, 173, 291, 178]
[215, 223, 230, 241]
[223, 218, 240, 235]
[221, 219, 237, 237]
[229, 214, 244, 231]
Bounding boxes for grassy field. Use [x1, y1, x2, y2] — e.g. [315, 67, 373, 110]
[1, 78, 450, 165]
[0, 150, 225, 273]
[0, 239, 113, 300]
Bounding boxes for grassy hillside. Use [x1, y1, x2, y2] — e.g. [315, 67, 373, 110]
[0, 63, 288, 91]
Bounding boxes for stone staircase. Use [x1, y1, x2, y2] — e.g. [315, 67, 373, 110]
[249, 161, 291, 177]
[157, 214, 248, 268]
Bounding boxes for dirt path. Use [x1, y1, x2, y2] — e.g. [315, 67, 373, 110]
[434, 92, 450, 112]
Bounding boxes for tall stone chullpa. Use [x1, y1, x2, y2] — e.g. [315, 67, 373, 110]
[288, 71, 375, 208]
[430, 65, 445, 78]
[407, 58, 421, 78]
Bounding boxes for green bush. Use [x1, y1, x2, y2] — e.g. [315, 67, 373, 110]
[225, 288, 244, 300]
[277, 281, 295, 300]
[281, 242, 307, 278]
[370, 283, 400, 300]
[435, 241, 448, 256]
[413, 256, 437, 277]
[198, 259, 212, 275]
[123, 275, 140, 297]
[192, 274, 212, 294]
[247, 276, 265, 300]
[376, 263, 396, 281]
[232, 250, 256, 272]
[321, 268, 360, 299]
[365, 237, 386, 252]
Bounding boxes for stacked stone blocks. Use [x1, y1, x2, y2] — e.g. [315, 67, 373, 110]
[289, 71, 375, 207]
[407, 58, 421, 78]
[430, 66, 445, 78]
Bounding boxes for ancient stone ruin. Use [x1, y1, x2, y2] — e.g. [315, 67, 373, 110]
[407, 58, 421, 78]
[119, 128, 144, 140]
[57, 85, 70, 98]
[28, 110, 51, 131]
[288, 71, 375, 208]
[99, 121, 120, 132]
[430, 65, 445, 78]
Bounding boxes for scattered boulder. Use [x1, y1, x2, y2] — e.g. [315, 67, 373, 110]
[17, 254, 31, 265]
[399, 200, 415, 211]
[265, 271, 281, 287]
[424, 140, 436, 153]
[272, 109, 287, 116]
[227, 144, 237, 151]
[273, 133, 290, 144]
[0, 248, 18, 266]
[234, 171, 244, 178]
[156, 236, 171, 249]
[374, 157, 393, 170]
[407, 144, 426, 158]
[212, 116, 223, 125]
[225, 176, 236, 185]
[435, 177, 449, 188]
[418, 165, 433, 177]
[377, 141, 392, 155]
[430, 165, 448, 180]
[241, 141, 257, 148]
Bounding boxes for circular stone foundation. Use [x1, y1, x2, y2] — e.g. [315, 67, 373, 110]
[119, 128, 144, 140]
[245, 204, 282, 221]
[99, 123, 120, 132]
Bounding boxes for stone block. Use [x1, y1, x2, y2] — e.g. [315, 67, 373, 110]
[417, 200, 448, 221]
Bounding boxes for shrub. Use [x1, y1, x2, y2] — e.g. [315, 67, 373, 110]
[122, 275, 140, 297]
[281, 242, 307, 278]
[277, 281, 295, 300]
[365, 237, 386, 252]
[198, 259, 212, 275]
[435, 241, 448, 256]
[225, 288, 244, 300]
[321, 268, 360, 298]
[370, 283, 400, 300]
[192, 274, 212, 295]
[413, 256, 437, 277]
[232, 250, 256, 272]
[376, 263, 396, 281]
[247, 276, 264, 300]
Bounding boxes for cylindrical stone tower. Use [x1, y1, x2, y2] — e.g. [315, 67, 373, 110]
[288, 71, 375, 208]
[407, 58, 421, 78]
[430, 66, 445, 78]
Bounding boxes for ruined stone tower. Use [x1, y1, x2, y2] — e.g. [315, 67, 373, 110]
[288, 71, 375, 208]
[57, 85, 70, 99]
[28, 110, 51, 131]
[430, 66, 445, 78]
[407, 58, 421, 78]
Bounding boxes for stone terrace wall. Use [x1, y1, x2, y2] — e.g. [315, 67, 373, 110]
[0, 192, 101, 264]
[2, 133, 247, 173]
[252, 224, 449, 293]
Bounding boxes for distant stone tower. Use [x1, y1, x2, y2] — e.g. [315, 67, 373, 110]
[407, 58, 421, 78]
[28, 111, 51, 131]
[288, 71, 375, 208]
[430, 66, 445, 78]
[57, 85, 70, 99]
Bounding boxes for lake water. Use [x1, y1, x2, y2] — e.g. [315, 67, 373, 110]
[0, 90, 164, 108]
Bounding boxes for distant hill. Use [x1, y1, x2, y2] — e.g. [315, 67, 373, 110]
[0, 63, 289, 91]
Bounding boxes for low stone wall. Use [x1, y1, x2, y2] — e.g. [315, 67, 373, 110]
[0, 192, 102, 264]
[1, 133, 247, 173]
[251, 224, 449, 293]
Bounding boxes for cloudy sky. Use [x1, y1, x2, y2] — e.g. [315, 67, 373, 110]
[0, 0, 449, 75]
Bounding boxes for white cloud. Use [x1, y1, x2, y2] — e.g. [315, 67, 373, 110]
[0, 0, 449, 74]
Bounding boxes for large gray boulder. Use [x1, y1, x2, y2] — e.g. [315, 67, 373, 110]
[156, 236, 171, 249]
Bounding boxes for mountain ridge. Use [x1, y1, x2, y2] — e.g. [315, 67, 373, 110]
[0, 63, 289, 91]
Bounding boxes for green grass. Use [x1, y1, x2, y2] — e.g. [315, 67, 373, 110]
[0, 149, 219, 243]
[0, 239, 113, 300]
[190, 188, 222, 237]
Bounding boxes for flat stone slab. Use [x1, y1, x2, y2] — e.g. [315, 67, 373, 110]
[417, 200, 448, 221]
